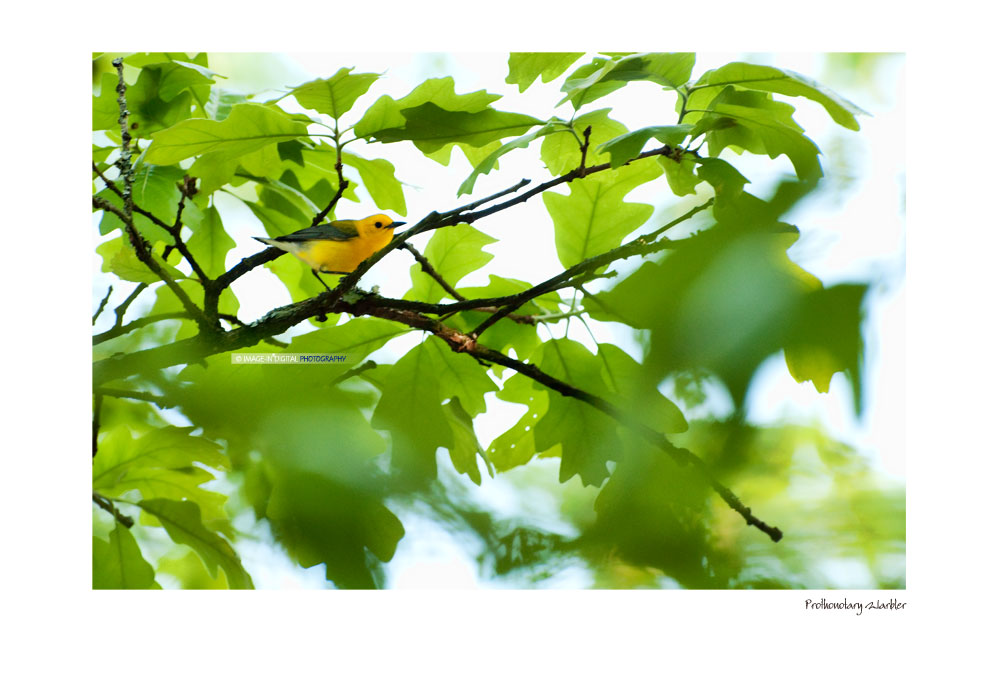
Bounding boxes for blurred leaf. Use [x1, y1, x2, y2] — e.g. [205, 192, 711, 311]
[785, 284, 867, 412]
[695, 156, 750, 208]
[596, 343, 688, 434]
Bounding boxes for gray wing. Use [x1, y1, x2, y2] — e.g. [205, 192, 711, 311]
[270, 221, 359, 242]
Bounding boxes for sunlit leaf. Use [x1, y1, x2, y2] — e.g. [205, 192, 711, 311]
[543, 157, 661, 268]
[146, 103, 307, 165]
[507, 52, 585, 92]
[290, 67, 379, 119]
[92, 523, 160, 589]
[137, 499, 253, 589]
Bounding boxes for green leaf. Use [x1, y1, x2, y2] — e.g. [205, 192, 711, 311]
[93, 72, 120, 131]
[658, 155, 700, 196]
[456, 275, 552, 359]
[96, 236, 186, 284]
[598, 225, 827, 405]
[370, 340, 454, 480]
[602, 52, 696, 89]
[186, 204, 235, 278]
[422, 336, 498, 417]
[368, 102, 543, 154]
[540, 109, 625, 176]
[137, 499, 253, 589]
[595, 343, 687, 434]
[97, 164, 185, 243]
[354, 77, 501, 138]
[404, 223, 497, 303]
[692, 88, 822, 181]
[687, 61, 868, 131]
[290, 67, 379, 120]
[785, 283, 867, 412]
[93, 426, 231, 530]
[559, 53, 695, 108]
[93, 523, 159, 589]
[443, 397, 490, 485]
[286, 317, 409, 359]
[188, 151, 239, 195]
[695, 156, 749, 207]
[239, 142, 283, 178]
[126, 66, 198, 137]
[146, 103, 308, 165]
[458, 121, 561, 196]
[598, 124, 692, 168]
[507, 53, 585, 92]
[543, 157, 661, 268]
[531, 339, 622, 486]
[488, 373, 552, 471]
[559, 57, 628, 109]
[341, 152, 407, 215]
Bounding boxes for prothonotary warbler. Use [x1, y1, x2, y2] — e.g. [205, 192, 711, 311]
[254, 214, 405, 290]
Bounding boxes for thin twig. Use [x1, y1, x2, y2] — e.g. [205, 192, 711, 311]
[93, 285, 113, 325]
[93, 393, 103, 458]
[311, 119, 350, 226]
[401, 242, 466, 301]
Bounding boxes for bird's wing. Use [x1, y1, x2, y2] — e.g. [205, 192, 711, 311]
[271, 220, 359, 242]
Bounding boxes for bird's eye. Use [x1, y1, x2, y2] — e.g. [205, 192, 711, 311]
[375, 221, 383, 228]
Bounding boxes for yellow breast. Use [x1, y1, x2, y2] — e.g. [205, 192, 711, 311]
[299, 230, 394, 274]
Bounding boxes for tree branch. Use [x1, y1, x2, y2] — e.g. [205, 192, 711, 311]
[351, 304, 783, 541]
[92, 492, 134, 528]
[93, 195, 209, 328]
[93, 285, 113, 324]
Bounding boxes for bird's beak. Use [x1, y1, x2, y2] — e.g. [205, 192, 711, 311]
[388, 221, 406, 229]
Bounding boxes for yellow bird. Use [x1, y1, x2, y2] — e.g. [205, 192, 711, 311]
[254, 214, 405, 290]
